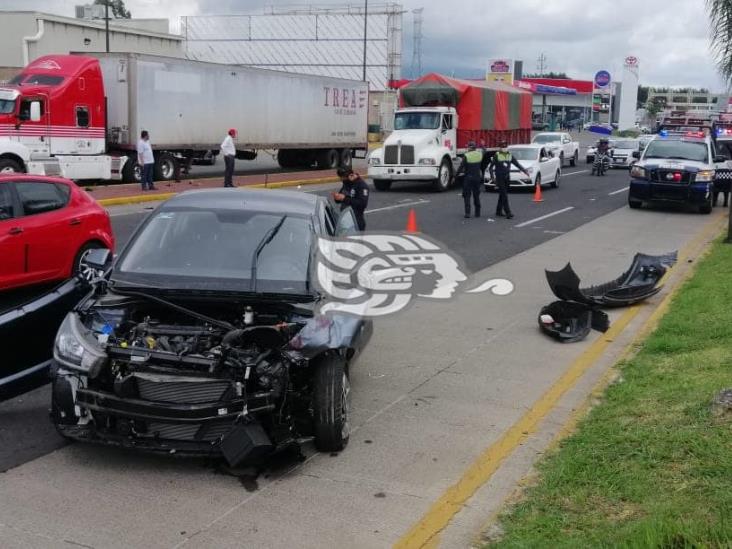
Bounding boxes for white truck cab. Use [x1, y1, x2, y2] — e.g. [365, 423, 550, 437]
[368, 107, 459, 192]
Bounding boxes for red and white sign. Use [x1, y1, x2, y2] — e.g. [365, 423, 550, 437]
[625, 56, 638, 67]
[490, 60, 511, 73]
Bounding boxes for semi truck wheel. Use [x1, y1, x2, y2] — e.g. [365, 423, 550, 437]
[373, 179, 392, 191]
[121, 156, 141, 183]
[317, 149, 339, 170]
[432, 159, 452, 192]
[154, 153, 177, 181]
[277, 149, 295, 169]
[339, 149, 353, 168]
[0, 158, 23, 174]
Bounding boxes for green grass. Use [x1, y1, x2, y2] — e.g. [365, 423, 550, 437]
[489, 240, 732, 549]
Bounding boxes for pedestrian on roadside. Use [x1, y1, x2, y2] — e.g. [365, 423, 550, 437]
[489, 140, 530, 220]
[221, 128, 237, 188]
[332, 167, 369, 231]
[136, 130, 156, 191]
[457, 141, 485, 218]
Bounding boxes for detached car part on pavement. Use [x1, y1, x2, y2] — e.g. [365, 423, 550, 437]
[50, 189, 372, 467]
[539, 252, 677, 343]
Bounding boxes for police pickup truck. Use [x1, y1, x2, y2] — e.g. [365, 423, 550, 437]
[628, 130, 728, 214]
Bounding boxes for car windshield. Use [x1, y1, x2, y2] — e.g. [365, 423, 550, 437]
[508, 148, 538, 161]
[643, 140, 708, 162]
[114, 208, 314, 295]
[0, 99, 15, 114]
[394, 112, 440, 130]
[8, 74, 64, 86]
[532, 134, 561, 144]
[614, 141, 638, 149]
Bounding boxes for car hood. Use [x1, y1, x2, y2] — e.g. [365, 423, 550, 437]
[383, 130, 439, 148]
[612, 148, 636, 155]
[637, 159, 710, 171]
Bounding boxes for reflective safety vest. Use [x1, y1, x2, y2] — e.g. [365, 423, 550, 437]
[463, 149, 483, 181]
[493, 151, 514, 179]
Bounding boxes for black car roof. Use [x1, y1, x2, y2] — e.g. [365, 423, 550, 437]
[161, 188, 321, 216]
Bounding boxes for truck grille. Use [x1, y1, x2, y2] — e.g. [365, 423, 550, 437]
[135, 376, 232, 404]
[649, 169, 692, 184]
[383, 145, 415, 165]
[384, 145, 398, 164]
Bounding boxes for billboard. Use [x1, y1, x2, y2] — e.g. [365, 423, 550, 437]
[486, 58, 514, 85]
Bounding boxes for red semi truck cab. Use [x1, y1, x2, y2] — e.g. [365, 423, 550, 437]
[0, 55, 111, 177]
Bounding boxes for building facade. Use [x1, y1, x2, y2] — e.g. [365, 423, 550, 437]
[647, 89, 728, 113]
[0, 11, 183, 82]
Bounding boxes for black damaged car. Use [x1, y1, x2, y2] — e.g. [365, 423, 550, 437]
[50, 189, 372, 466]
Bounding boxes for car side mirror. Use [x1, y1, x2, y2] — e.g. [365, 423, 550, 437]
[714, 154, 728, 163]
[632, 151, 641, 159]
[30, 101, 41, 122]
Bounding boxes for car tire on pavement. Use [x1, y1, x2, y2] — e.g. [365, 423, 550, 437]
[373, 179, 392, 191]
[570, 151, 578, 167]
[551, 170, 560, 188]
[559, 152, 565, 167]
[312, 354, 351, 452]
[700, 194, 713, 214]
[628, 198, 642, 209]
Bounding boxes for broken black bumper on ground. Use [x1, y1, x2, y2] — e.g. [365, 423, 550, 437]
[539, 252, 677, 343]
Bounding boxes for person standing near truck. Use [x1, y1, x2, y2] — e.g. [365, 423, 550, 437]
[136, 130, 156, 191]
[221, 128, 237, 188]
[333, 167, 369, 231]
[457, 141, 484, 218]
[489, 140, 530, 220]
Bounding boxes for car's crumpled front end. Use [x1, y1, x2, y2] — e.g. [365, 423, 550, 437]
[51, 292, 369, 465]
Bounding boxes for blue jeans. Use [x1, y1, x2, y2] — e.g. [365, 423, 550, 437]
[142, 163, 154, 190]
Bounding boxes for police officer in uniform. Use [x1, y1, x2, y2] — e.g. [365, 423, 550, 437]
[333, 167, 369, 231]
[457, 141, 484, 218]
[489, 140, 530, 219]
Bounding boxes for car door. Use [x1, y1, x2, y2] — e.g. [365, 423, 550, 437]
[14, 96, 51, 157]
[0, 183, 26, 290]
[14, 181, 76, 283]
[538, 148, 552, 180]
[335, 207, 359, 236]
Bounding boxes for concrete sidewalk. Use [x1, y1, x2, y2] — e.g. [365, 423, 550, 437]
[0, 206, 724, 549]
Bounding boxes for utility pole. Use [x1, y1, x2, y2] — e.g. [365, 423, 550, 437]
[362, 0, 368, 82]
[105, 0, 110, 53]
[537, 52, 547, 76]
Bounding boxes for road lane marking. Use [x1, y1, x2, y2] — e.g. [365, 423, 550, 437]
[514, 207, 574, 228]
[562, 170, 588, 177]
[394, 212, 727, 549]
[366, 199, 430, 214]
[608, 187, 629, 196]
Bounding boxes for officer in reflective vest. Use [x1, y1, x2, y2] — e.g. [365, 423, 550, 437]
[489, 141, 530, 220]
[457, 141, 485, 218]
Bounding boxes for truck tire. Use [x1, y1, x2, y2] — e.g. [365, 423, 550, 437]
[312, 354, 350, 452]
[628, 197, 642, 209]
[339, 148, 353, 168]
[373, 179, 392, 191]
[154, 153, 177, 181]
[432, 158, 452, 192]
[277, 149, 296, 169]
[559, 152, 565, 167]
[570, 150, 578, 167]
[700, 194, 713, 214]
[317, 149, 339, 170]
[121, 156, 141, 183]
[0, 158, 23, 174]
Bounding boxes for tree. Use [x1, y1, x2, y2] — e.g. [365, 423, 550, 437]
[523, 72, 570, 79]
[93, 0, 131, 19]
[705, 0, 732, 241]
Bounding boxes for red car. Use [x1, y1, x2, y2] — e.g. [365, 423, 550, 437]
[0, 175, 114, 291]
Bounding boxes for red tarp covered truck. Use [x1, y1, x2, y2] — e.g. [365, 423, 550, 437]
[368, 73, 532, 191]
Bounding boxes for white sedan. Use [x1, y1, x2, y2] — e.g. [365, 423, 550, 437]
[484, 144, 561, 190]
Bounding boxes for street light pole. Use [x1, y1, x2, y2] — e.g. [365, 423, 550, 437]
[105, 0, 110, 53]
[362, 0, 368, 82]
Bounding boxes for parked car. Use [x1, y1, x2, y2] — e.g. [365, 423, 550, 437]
[484, 144, 561, 190]
[0, 175, 113, 400]
[531, 132, 580, 167]
[50, 188, 373, 466]
[0, 175, 114, 291]
[609, 139, 641, 169]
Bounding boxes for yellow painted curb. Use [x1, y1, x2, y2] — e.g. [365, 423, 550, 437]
[96, 176, 340, 207]
[394, 211, 727, 549]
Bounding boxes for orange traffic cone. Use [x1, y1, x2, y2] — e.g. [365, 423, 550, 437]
[533, 181, 544, 203]
[406, 208, 418, 233]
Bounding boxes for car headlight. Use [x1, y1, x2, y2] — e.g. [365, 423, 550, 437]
[368, 157, 381, 166]
[630, 165, 647, 179]
[696, 169, 715, 182]
[54, 313, 107, 373]
[418, 158, 437, 165]
[525, 167, 535, 174]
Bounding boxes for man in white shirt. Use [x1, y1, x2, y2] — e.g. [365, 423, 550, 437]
[136, 130, 156, 191]
[221, 128, 237, 187]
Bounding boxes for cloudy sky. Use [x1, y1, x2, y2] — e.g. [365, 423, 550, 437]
[2, 0, 727, 90]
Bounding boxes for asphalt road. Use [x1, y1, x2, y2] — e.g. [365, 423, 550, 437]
[0, 164, 631, 473]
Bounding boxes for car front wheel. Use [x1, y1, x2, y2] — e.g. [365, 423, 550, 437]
[312, 354, 351, 452]
[72, 242, 107, 281]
